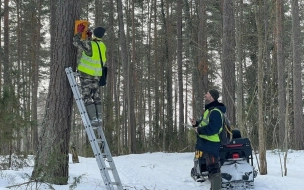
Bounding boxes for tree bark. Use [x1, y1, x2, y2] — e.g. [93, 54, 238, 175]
[222, 0, 236, 124]
[255, 0, 267, 175]
[276, 0, 286, 150]
[0, 0, 2, 94]
[160, 0, 173, 151]
[31, 0, 81, 184]
[198, 0, 208, 100]
[291, 0, 304, 150]
[177, 0, 184, 149]
[234, 0, 244, 132]
[30, 0, 41, 155]
[3, 0, 9, 91]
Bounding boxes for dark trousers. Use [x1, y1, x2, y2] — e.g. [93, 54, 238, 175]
[195, 150, 220, 175]
[195, 151, 221, 190]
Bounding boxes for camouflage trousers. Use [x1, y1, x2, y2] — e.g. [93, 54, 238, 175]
[79, 71, 101, 105]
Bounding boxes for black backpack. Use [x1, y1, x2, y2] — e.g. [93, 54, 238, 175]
[219, 113, 233, 145]
[210, 108, 233, 145]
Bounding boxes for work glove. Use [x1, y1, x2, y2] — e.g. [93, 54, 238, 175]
[86, 30, 92, 39]
[77, 23, 85, 33]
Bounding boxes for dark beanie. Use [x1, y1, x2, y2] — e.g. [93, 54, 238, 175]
[209, 89, 219, 100]
[93, 27, 106, 38]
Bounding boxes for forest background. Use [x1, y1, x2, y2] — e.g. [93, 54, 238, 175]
[0, 0, 303, 185]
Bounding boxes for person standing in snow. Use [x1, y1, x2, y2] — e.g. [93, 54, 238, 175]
[73, 24, 107, 126]
[191, 89, 226, 190]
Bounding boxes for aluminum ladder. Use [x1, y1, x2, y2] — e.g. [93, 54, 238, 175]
[65, 67, 123, 190]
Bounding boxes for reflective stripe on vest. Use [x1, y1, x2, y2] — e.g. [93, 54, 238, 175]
[198, 108, 223, 142]
[77, 41, 105, 76]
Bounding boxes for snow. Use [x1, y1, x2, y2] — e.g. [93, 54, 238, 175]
[0, 150, 303, 190]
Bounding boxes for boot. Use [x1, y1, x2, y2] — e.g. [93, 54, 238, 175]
[210, 173, 222, 190]
[95, 103, 102, 125]
[85, 103, 99, 126]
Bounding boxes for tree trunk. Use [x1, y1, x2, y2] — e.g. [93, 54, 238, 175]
[0, 0, 12, 155]
[104, 0, 117, 154]
[160, 0, 173, 151]
[177, 0, 184, 149]
[283, 57, 292, 176]
[255, 0, 267, 175]
[152, 0, 160, 151]
[15, 0, 22, 153]
[130, 0, 137, 153]
[0, 0, 2, 95]
[147, 0, 153, 151]
[30, 0, 41, 155]
[198, 0, 208, 99]
[222, 0, 236, 124]
[31, 0, 81, 184]
[291, 0, 304, 150]
[183, 0, 194, 151]
[95, 0, 103, 26]
[234, 0, 244, 132]
[276, 0, 286, 150]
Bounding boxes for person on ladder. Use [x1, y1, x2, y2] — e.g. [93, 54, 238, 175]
[73, 23, 107, 126]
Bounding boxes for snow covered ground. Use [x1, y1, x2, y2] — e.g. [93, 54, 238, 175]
[0, 150, 303, 190]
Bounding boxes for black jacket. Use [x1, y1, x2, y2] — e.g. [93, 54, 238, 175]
[195, 100, 226, 157]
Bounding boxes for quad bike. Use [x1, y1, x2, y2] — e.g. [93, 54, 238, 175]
[191, 129, 258, 189]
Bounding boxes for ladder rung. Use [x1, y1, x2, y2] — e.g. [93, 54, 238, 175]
[73, 72, 80, 76]
[96, 139, 105, 143]
[96, 153, 108, 158]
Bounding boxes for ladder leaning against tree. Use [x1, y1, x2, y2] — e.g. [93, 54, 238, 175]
[65, 67, 123, 190]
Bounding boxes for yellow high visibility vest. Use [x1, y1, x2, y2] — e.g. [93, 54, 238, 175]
[198, 108, 223, 142]
[78, 41, 106, 76]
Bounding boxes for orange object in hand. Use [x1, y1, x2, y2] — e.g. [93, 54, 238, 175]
[74, 20, 90, 40]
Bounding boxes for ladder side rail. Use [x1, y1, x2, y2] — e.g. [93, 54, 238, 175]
[65, 68, 116, 190]
[96, 127, 122, 184]
[65, 68, 93, 129]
